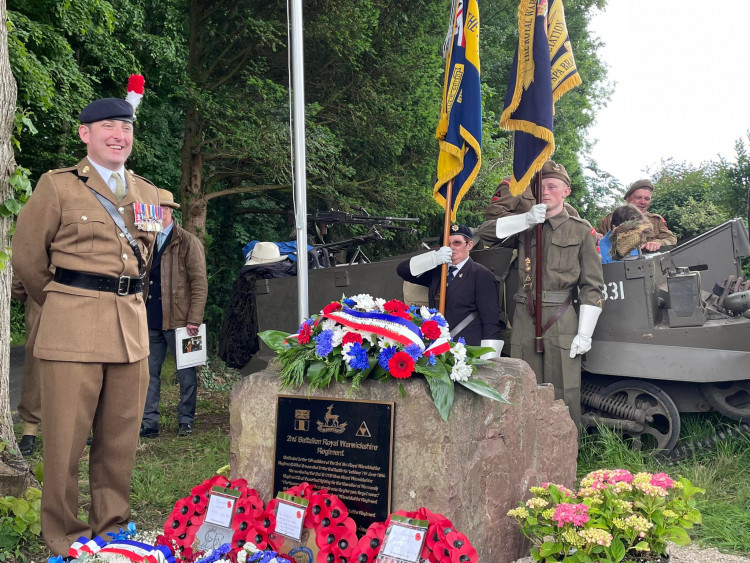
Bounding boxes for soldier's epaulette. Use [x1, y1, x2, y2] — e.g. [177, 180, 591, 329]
[47, 166, 78, 175]
[128, 170, 157, 187]
[568, 214, 595, 230]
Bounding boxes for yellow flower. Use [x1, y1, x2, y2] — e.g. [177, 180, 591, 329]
[662, 509, 678, 518]
[526, 497, 549, 509]
[578, 528, 613, 547]
[542, 508, 556, 520]
[507, 507, 530, 519]
[563, 528, 585, 548]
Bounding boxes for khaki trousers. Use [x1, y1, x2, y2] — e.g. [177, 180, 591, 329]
[511, 302, 582, 425]
[39, 358, 148, 556]
[19, 299, 42, 435]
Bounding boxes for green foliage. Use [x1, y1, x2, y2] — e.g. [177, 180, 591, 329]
[9, 299, 25, 344]
[0, 486, 42, 558]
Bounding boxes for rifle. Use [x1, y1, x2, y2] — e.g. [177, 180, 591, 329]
[309, 207, 419, 233]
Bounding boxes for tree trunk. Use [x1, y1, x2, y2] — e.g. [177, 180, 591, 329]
[0, 0, 34, 496]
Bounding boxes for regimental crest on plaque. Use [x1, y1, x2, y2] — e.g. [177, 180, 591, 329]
[316, 404, 348, 434]
[295, 409, 310, 431]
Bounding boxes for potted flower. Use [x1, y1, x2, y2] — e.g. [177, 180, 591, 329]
[507, 469, 704, 563]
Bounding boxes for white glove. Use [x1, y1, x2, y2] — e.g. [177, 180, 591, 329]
[569, 304, 602, 358]
[409, 246, 452, 276]
[495, 204, 548, 239]
[480, 339, 504, 360]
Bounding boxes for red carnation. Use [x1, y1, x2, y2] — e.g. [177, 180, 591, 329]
[127, 74, 145, 94]
[421, 320, 441, 340]
[384, 299, 409, 313]
[298, 322, 313, 345]
[388, 351, 415, 379]
[342, 332, 363, 345]
[323, 301, 342, 315]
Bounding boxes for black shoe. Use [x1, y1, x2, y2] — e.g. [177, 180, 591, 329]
[177, 423, 193, 437]
[19, 435, 36, 457]
[139, 425, 159, 439]
[86, 434, 93, 446]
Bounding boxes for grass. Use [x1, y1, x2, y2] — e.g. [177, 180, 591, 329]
[14, 369, 750, 560]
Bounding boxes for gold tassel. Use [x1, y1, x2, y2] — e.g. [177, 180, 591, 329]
[435, 113, 449, 139]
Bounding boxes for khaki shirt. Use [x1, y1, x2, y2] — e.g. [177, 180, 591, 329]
[12, 158, 161, 363]
[596, 211, 677, 246]
[517, 209, 604, 308]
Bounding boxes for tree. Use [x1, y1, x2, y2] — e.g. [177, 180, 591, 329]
[1, 0, 35, 496]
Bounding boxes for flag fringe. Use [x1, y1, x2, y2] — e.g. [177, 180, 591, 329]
[433, 128, 482, 221]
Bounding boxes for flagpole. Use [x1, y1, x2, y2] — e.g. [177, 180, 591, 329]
[438, 179, 454, 315]
[291, 0, 309, 322]
[533, 171, 544, 353]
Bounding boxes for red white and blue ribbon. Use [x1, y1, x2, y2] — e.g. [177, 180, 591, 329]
[323, 308, 425, 350]
[68, 536, 106, 558]
[97, 540, 175, 563]
[425, 337, 451, 356]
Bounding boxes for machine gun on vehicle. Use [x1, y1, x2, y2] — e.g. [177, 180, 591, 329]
[308, 207, 419, 265]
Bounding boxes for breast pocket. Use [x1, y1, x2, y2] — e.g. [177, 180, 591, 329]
[61, 208, 108, 254]
[550, 235, 581, 272]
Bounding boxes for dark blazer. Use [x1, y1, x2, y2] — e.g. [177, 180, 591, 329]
[397, 257, 501, 345]
[146, 228, 173, 329]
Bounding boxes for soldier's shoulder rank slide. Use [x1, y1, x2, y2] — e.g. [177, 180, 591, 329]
[134, 202, 163, 232]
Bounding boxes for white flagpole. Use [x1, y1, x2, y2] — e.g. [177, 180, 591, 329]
[291, 0, 309, 322]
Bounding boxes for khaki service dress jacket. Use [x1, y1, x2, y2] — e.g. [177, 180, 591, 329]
[12, 158, 161, 363]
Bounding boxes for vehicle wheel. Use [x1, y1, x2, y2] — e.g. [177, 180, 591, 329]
[701, 381, 750, 421]
[599, 380, 681, 453]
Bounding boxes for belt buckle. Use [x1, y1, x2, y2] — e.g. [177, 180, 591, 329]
[117, 276, 132, 296]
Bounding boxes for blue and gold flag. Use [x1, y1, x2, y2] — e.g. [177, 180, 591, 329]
[434, 0, 482, 222]
[500, 0, 581, 196]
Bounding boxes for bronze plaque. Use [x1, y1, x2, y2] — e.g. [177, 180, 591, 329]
[273, 396, 394, 534]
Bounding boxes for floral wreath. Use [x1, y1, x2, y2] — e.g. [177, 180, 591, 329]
[259, 295, 508, 421]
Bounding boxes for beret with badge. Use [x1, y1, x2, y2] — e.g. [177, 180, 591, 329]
[624, 179, 654, 200]
[79, 75, 146, 124]
[540, 160, 570, 186]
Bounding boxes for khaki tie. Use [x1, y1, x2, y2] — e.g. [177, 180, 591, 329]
[113, 173, 127, 202]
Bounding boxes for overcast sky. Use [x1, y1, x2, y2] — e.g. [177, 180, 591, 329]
[587, 1, 750, 186]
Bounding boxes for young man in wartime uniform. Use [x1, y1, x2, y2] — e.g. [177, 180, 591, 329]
[396, 224, 503, 356]
[12, 96, 161, 556]
[595, 179, 677, 251]
[477, 175, 579, 248]
[493, 161, 604, 425]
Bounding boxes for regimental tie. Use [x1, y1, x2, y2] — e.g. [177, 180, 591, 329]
[113, 173, 127, 203]
[446, 265, 457, 285]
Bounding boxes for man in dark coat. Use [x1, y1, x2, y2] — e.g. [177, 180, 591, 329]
[397, 224, 503, 355]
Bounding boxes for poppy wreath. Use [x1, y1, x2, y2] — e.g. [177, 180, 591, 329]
[351, 508, 477, 563]
[266, 482, 358, 563]
[162, 475, 267, 555]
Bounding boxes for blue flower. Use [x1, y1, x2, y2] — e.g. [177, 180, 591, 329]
[314, 330, 334, 357]
[345, 342, 370, 371]
[428, 307, 439, 314]
[343, 298, 355, 307]
[196, 543, 232, 563]
[404, 343, 423, 361]
[298, 318, 314, 333]
[107, 522, 136, 540]
[427, 354, 437, 366]
[378, 346, 397, 370]
[48, 557, 64, 563]
[458, 337, 466, 345]
[431, 314, 448, 327]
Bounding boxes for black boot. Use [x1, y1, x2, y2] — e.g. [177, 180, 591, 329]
[19, 435, 36, 457]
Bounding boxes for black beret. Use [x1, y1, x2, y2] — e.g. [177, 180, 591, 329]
[449, 224, 473, 239]
[79, 98, 135, 124]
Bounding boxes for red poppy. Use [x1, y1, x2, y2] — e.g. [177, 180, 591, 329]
[316, 521, 357, 561]
[323, 301, 342, 314]
[388, 351, 415, 379]
[342, 332, 363, 345]
[298, 322, 313, 344]
[309, 492, 332, 525]
[420, 320, 441, 340]
[446, 530, 478, 563]
[383, 299, 409, 313]
[236, 496, 264, 520]
[428, 538, 453, 563]
[352, 522, 386, 562]
[229, 478, 248, 491]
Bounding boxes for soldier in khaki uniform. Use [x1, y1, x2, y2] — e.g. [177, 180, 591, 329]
[478, 175, 579, 248]
[11, 275, 43, 456]
[493, 161, 604, 426]
[595, 179, 677, 250]
[12, 97, 161, 556]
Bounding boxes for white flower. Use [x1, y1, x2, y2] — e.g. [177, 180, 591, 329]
[375, 297, 386, 311]
[351, 293, 376, 310]
[420, 306, 431, 319]
[451, 341, 467, 362]
[329, 325, 345, 347]
[439, 325, 451, 340]
[319, 318, 337, 331]
[377, 335, 398, 349]
[450, 361, 472, 382]
[361, 332, 376, 345]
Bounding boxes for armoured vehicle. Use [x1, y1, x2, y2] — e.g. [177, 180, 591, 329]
[252, 218, 750, 454]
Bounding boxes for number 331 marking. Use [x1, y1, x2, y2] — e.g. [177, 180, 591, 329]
[602, 281, 625, 301]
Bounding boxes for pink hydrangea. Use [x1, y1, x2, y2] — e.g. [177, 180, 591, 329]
[541, 482, 574, 497]
[552, 503, 590, 527]
[650, 473, 675, 490]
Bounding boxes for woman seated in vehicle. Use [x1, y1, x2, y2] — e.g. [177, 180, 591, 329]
[599, 204, 654, 264]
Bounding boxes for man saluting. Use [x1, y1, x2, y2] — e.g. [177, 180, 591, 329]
[12, 84, 161, 556]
